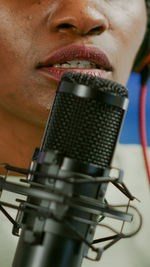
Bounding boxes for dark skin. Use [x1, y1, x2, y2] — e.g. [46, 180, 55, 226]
[0, 0, 147, 170]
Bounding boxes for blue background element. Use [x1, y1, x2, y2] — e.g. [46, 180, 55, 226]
[119, 73, 150, 146]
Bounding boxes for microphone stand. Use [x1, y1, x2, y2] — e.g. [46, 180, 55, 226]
[0, 156, 135, 267]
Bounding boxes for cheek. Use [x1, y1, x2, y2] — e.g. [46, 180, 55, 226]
[120, 19, 146, 56]
[0, 4, 37, 68]
[109, 1, 147, 43]
[0, 8, 34, 108]
[112, 7, 147, 84]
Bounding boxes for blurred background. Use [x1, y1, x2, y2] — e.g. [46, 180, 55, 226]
[119, 73, 150, 146]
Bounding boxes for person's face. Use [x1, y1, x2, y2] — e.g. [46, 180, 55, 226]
[0, 0, 147, 126]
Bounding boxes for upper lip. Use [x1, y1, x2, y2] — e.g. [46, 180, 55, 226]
[38, 44, 113, 71]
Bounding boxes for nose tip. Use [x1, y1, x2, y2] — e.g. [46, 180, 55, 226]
[48, 5, 109, 37]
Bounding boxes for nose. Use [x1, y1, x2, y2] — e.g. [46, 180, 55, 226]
[48, 1, 109, 36]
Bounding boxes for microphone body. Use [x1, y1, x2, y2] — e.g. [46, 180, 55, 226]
[12, 73, 128, 267]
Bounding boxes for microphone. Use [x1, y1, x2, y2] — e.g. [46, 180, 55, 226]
[0, 73, 132, 267]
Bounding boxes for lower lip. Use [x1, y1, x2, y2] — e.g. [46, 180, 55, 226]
[39, 67, 111, 82]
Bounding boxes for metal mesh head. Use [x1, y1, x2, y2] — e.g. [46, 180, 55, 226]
[41, 73, 128, 169]
[62, 72, 128, 97]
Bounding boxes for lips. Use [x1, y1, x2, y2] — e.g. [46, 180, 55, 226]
[37, 44, 113, 82]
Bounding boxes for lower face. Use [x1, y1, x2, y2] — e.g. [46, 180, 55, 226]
[0, 0, 147, 126]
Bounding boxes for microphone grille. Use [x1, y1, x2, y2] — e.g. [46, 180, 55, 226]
[62, 72, 128, 97]
[41, 73, 128, 169]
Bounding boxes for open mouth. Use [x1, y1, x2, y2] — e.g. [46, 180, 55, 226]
[46, 59, 110, 70]
[37, 45, 113, 81]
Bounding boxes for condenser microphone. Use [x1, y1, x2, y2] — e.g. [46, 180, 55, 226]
[11, 72, 129, 267]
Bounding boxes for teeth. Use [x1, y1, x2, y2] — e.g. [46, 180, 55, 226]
[60, 63, 71, 68]
[52, 60, 97, 69]
[52, 64, 62, 67]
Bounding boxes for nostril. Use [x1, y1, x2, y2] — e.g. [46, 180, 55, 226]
[56, 24, 104, 36]
[57, 23, 76, 30]
[87, 26, 105, 36]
